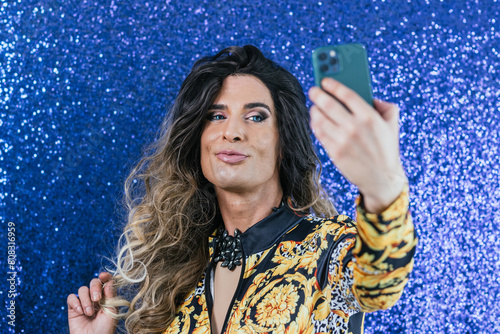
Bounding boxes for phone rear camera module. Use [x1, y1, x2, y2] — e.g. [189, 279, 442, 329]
[329, 57, 338, 65]
[318, 52, 327, 61]
[320, 64, 329, 73]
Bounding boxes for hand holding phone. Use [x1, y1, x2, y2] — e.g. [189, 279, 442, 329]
[309, 44, 407, 213]
[312, 43, 373, 106]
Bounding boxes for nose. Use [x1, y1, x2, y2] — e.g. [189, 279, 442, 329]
[223, 116, 244, 142]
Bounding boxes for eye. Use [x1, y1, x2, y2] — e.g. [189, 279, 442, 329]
[206, 113, 226, 121]
[248, 113, 267, 122]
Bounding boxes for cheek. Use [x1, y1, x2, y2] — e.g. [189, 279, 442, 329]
[200, 130, 212, 176]
[259, 130, 280, 168]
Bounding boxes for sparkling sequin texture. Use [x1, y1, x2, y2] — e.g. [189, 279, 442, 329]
[1, 0, 499, 333]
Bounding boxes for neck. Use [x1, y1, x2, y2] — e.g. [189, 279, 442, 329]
[215, 184, 283, 236]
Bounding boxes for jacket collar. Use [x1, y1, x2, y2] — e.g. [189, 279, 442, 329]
[210, 205, 305, 258]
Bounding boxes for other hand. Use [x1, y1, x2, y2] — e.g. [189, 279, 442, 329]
[67, 272, 117, 334]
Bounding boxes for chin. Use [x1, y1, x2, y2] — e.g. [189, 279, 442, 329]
[210, 173, 259, 192]
[213, 180, 251, 194]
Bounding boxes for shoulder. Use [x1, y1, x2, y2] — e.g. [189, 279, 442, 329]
[305, 213, 357, 225]
[280, 213, 358, 248]
[303, 214, 358, 236]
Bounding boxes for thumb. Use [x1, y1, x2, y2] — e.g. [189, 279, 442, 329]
[98, 272, 118, 314]
[101, 279, 119, 316]
[103, 279, 116, 299]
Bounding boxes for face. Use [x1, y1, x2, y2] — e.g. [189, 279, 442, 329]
[200, 75, 281, 195]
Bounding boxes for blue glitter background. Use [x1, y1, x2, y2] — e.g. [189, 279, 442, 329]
[1, 0, 499, 332]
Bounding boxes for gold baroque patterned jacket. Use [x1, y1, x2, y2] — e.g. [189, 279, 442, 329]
[164, 182, 417, 334]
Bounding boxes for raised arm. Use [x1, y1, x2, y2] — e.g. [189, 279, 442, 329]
[352, 181, 417, 311]
[309, 77, 418, 311]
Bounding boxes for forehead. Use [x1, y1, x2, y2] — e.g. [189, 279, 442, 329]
[214, 75, 274, 110]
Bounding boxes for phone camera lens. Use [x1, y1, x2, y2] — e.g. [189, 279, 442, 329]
[318, 53, 327, 61]
[329, 57, 338, 65]
[320, 64, 329, 73]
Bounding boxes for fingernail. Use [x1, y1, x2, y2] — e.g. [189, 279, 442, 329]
[92, 292, 99, 301]
[76, 306, 83, 314]
[86, 306, 93, 315]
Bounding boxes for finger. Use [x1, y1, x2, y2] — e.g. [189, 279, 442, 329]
[103, 278, 116, 299]
[98, 271, 113, 282]
[321, 78, 372, 117]
[373, 99, 399, 124]
[102, 282, 119, 315]
[97, 272, 116, 298]
[78, 286, 95, 316]
[313, 121, 344, 162]
[67, 294, 84, 315]
[308, 86, 352, 125]
[373, 99, 401, 142]
[310, 109, 345, 158]
[90, 278, 103, 302]
[310, 105, 342, 141]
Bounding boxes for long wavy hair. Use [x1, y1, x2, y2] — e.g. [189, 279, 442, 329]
[100, 45, 337, 333]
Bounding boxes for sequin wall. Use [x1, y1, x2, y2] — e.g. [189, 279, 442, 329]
[1, 0, 499, 332]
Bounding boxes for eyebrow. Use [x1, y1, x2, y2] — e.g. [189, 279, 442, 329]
[208, 102, 272, 113]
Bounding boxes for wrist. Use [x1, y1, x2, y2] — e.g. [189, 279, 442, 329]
[360, 175, 407, 214]
[362, 192, 399, 214]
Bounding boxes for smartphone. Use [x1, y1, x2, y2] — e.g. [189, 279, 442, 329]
[312, 43, 373, 106]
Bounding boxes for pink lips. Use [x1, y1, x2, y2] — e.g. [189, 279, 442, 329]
[216, 150, 248, 164]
